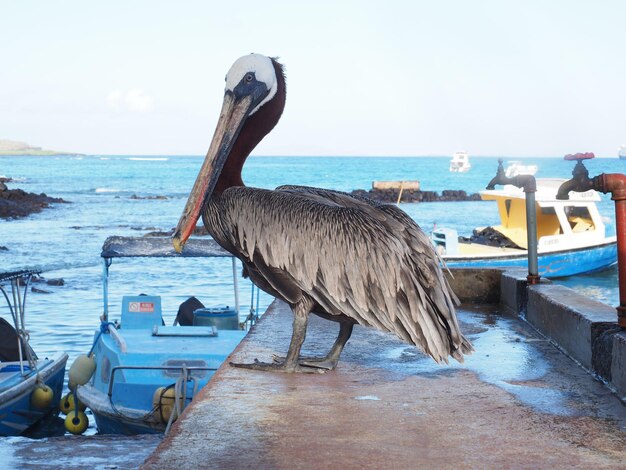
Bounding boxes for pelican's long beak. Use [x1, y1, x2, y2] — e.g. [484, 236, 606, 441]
[172, 91, 254, 253]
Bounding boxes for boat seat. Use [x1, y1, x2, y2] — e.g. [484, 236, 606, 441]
[120, 295, 163, 329]
[570, 216, 593, 233]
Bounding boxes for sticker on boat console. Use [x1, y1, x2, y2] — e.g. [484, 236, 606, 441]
[128, 301, 155, 313]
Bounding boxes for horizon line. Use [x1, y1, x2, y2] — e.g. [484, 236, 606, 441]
[1, 153, 620, 159]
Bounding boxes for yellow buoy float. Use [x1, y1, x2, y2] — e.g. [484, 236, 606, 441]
[60, 393, 86, 415]
[152, 386, 184, 423]
[30, 384, 54, 409]
[65, 410, 89, 435]
[59, 394, 73, 414]
[68, 354, 96, 387]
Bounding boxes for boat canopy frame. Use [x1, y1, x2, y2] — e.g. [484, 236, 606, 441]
[99, 237, 249, 323]
[0, 269, 41, 375]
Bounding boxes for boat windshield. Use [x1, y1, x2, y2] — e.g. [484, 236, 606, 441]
[564, 206, 595, 232]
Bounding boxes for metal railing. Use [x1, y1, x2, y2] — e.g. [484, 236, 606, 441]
[107, 364, 219, 398]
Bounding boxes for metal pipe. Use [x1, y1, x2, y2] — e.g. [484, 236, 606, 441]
[231, 257, 240, 315]
[13, 278, 25, 375]
[102, 258, 112, 322]
[486, 159, 540, 284]
[556, 155, 626, 328]
[107, 364, 219, 398]
[525, 191, 540, 284]
[596, 173, 626, 328]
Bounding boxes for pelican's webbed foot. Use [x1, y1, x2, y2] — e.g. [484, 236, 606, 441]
[230, 298, 335, 374]
[271, 354, 339, 370]
[269, 320, 354, 371]
[230, 358, 325, 374]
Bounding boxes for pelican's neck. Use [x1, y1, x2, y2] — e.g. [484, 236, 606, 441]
[214, 149, 245, 194]
[214, 58, 286, 195]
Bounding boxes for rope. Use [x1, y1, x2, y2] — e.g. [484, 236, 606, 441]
[100, 321, 117, 334]
[110, 390, 160, 424]
[108, 372, 194, 432]
[91, 321, 117, 351]
[256, 285, 260, 320]
[164, 378, 183, 435]
[80, 321, 117, 359]
[243, 284, 260, 327]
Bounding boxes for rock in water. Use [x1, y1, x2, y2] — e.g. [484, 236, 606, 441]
[0, 186, 68, 219]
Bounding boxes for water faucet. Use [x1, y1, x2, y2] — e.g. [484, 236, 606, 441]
[486, 159, 536, 193]
[486, 159, 539, 284]
[557, 151, 626, 328]
[556, 152, 596, 200]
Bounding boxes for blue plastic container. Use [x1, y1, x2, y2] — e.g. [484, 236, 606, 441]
[193, 306, 239, 330]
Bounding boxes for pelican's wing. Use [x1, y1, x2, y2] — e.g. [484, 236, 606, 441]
[278, 185, 454, 279]
[277, 185, 459, 303]
[219, 186, 472, 363]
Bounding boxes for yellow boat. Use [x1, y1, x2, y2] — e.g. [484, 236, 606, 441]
[431, 179, 617, 277]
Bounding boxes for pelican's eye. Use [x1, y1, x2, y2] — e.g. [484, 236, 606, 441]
[244, 73, 254, 83]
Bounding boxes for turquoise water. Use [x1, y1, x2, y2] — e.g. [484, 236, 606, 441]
[0, 154, 623, 363]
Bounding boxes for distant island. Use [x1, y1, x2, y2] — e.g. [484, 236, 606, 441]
[0, 138, 81, 156]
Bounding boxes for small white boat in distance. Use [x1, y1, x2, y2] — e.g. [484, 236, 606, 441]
[504, 161, 538, 178]
[619, 145, 626, 159]
[449, 151, 471, 172]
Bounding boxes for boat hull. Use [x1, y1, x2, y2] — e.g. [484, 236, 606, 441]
[94, 411, 161, 435]
[76, 325, 247, 435]
[443, 241, 617, 277]
[77, 383, 164, 435]
[0, 353, 68, 436]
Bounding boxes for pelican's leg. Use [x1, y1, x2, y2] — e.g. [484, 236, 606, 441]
[230, 299, 323, 373]
[300, 321, 354, 370]
[272, 320, 355, 370]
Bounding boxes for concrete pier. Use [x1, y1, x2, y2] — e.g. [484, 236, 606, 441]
[144, 289, 626, 469]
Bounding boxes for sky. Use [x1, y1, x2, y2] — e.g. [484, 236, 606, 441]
[1, 1, 626, 157]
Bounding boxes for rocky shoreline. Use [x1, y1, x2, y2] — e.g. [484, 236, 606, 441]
[0, 175, 481, 238]
[139, 190, 481, 238]
[0, 177, 68, 219]
[350, 188, 481, 203]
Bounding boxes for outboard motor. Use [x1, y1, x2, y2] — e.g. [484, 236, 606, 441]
[175, 296, 205, 326]
[0, 317, 36, 361]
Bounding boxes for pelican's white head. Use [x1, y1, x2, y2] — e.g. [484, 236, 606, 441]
[225, 53, 278, 115]
[173, 53, 285, 253]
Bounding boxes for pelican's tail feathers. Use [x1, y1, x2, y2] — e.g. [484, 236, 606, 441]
[450, 333, 474, 363]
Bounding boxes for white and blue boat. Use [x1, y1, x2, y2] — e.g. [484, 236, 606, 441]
[0, 270, 68, 436]
[449, 151, 471, 173]
[75, 237, 257, 435]
[431, 179, 617, 277]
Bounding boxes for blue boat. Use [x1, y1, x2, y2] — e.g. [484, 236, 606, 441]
[75, 237, 257, 435]
[431, 179, 617, 277]
[0, 270, 68, 436]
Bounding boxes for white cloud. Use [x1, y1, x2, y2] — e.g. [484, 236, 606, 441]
[106, 88, 153, 113]
[106, 89, 123, 111]
[125, 89, 153, 112]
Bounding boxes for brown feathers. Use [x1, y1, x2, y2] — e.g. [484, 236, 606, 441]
[203, 185, 473, 363]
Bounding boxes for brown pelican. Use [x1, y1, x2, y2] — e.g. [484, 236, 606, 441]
[173, 54, 472, 372]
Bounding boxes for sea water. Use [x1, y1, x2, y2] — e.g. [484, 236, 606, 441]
[0, 154, 622, 445]
[0, 154, 622, 359]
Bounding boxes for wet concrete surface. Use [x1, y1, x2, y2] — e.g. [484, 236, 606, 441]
[144, 300, 626, 469]
[2, 433, 161, 469]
